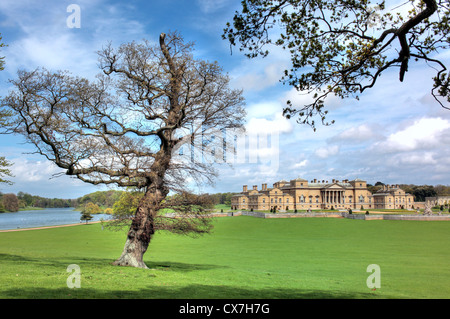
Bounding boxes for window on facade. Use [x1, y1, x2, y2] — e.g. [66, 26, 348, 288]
[300, 195, 304, 203]
[243, 199, 245, 203]
[279, 198, 282, 203]
[263, 198, 265, 203]
[271, 199, 273, 203]
[286, 198, 289, 203]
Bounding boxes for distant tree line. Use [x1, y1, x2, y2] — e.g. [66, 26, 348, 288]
[0, 192, 76, 212]
[75, 190, 123, 210]
[0, 190, 236, 213]
[367, 182, 449, 202]
[0, 190, 122, 213]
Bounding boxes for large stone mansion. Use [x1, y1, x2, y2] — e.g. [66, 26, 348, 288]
[231, 177, 415, 211]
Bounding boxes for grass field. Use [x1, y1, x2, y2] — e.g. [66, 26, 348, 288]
[0, 216, 449, 299]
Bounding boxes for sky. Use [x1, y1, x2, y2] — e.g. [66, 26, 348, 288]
[0, 0, 449, 199]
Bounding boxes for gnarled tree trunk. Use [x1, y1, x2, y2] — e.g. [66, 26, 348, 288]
[112, 205, 154, 268]
[112, 184, 167, 268]
[113, 152, 170, 268]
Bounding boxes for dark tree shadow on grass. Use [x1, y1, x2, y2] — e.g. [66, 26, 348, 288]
[0, 253, 226, 275]
[0, 284, 385, 299]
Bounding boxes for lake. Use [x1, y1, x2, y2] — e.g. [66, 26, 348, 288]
[0, 207, 111, 230]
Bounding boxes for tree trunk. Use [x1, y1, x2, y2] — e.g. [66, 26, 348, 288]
[112, 187, 164, 269]
[112, 208, 153, 268]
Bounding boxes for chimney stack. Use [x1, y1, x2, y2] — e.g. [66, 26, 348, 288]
[253, 185, 258, 190]
[243, 185, 247, 192]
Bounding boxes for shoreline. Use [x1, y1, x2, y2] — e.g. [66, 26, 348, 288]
[0, 220, 102, 233]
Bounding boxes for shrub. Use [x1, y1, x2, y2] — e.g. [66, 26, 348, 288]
[2, 193, 19, 212]
[365, 211, 369, 215]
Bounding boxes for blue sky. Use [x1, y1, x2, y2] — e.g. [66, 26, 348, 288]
[0, 0, 449, 199]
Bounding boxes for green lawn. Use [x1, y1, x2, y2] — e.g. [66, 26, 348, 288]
[0, 216, 449, 299]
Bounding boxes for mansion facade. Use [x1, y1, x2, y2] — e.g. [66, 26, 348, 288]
[231, 178, 415, 211]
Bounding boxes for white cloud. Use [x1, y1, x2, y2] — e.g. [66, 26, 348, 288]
[315, 145, 340, 158]
[230, 44, 290, 92]
[6, 34, 97, 77]
[232, 61, 287, 92]
[245, 113, 293, 135]
[329, 124, 382, 143]
[292, 159, 308, 169]
[398, 152, 437, 166]
[374, 117, 450, 153]
[11, 159, 63, 182]
[196, 0, 233, 13]
[245, 102, 283, 119]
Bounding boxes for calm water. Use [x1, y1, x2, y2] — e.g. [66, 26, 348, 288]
[0, 207, 111, 230]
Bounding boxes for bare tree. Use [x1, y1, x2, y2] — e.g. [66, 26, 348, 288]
[2, 32, 246, 268]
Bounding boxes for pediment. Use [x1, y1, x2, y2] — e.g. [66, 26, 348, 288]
[324, 183, 345, 189]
